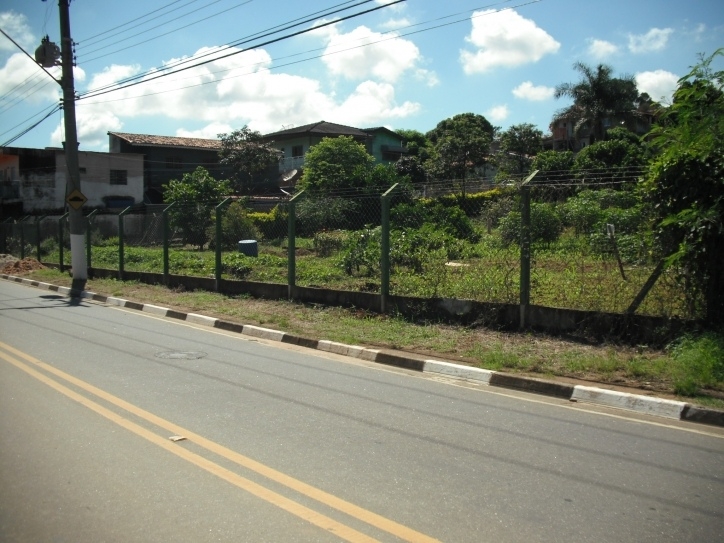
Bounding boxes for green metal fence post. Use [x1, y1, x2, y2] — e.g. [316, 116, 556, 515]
[215, 198, 231, 292]
[0, 218, 11, 254]
[118, 206, 131, 280]
[35, 215, 47, 262]
[519, 170, 538, 329]
[162, 202, 175, 284]
[161, 202, 176, 285]
[59, 212, 69, 271]
[287, 190, 305, 300]
[380, 183, 399, 313]
[19, 216, 29, 259]
[85, 209, 98, 276]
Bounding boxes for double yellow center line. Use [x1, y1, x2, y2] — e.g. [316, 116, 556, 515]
[0, 340, 440, 543]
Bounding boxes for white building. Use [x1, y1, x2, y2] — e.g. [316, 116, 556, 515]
[1, 146, 144, 213]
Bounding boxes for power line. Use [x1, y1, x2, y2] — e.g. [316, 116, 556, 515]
[77, 0, 405, 102]
[79, 0, 236, 62]
[77, 0, 376, 98]
[77, 0, 198, 47]
[77, 0, 535, 107]
[1, 103, 62, 147]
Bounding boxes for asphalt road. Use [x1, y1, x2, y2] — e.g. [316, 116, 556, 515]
[1, 280, 723, 542]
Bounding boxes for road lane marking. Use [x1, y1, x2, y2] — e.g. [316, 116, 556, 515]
[0, 348, 381, 543]
[0, 341, 441, 543]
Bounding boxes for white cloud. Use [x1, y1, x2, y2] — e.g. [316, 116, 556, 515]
[61, 46, 420, 150]
[0, 11, 36, 51]
[380, 18, 411, 30]
[176, 122, 235, 139]
[415, 68, 439, 87]
[628, 28, 673, 54]
[512, 81, 554, 101]
[87, 64, 142, 91]
[487, 104, 510, 122]
[334, 81, 420, 126]
[635, 69, 679, 103]
[0, 53, 60, 104]
[587, 39, 619, 59]
[51, 107, 123, 150]
[693, 23, 706, 42]
[460, 9, 560, 74]
[322, 25, 422, 83]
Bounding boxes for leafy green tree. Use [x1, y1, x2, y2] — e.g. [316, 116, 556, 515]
[396, 129, 433, 161]
[572, 129, 646, 178]
[425, 113, 496, 194]
[163, 167, 231, 250]
[494, 123, 543, 178]
[298, 136, 375, 194]
[394, 155, 428, 185]
[218, 127, 281, 193]
[643, 49, 724, 324]
[553, 62, 640, 145]
[530, 150, 574, 182]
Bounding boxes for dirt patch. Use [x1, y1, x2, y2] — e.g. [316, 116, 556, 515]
[0, 256, 46, 274]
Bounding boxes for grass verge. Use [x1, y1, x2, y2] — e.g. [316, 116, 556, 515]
[12, 267, 724, 410]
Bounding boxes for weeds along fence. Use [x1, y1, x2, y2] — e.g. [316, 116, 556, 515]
[0, 172, 695, 322]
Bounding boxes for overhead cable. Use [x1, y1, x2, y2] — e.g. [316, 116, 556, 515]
[77, 0, 376, 96]
[77, 0, 405, 101]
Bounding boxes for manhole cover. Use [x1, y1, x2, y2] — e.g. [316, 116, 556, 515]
[155, 351, 207, 360]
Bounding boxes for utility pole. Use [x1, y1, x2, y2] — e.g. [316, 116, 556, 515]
[37, 0, 87, 291]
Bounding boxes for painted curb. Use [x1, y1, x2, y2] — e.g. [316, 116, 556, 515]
[423, 360, 494, 384]
[571, 385, 687, 420]
[2, 273, 723, 428]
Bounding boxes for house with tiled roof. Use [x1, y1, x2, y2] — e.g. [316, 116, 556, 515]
[107, 123, 409, 197]
[108, 132, 230, 203]
[262, 121, 407, 184]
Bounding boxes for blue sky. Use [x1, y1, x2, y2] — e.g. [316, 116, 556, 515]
[1, 0, 723, 152]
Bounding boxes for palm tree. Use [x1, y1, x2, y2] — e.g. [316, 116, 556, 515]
[553, 62, 640, 146]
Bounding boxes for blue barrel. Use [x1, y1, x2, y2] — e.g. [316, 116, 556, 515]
[238, 240, 258, 257]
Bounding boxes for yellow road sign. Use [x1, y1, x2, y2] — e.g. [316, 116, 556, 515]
[66, 189, 87, 210]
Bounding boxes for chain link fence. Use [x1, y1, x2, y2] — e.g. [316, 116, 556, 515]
[0, 171, 696, 321]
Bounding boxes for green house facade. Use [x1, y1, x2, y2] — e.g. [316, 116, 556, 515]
[262, 121, 407, 186]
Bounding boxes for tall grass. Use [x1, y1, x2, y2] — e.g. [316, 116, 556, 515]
[669, 331, 724, 396]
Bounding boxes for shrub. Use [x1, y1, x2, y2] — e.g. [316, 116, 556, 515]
[339, 227, 381, 276]
[40, 237, 58, 257]
[559, 188, 641, 236]
[499, 203, 562, 246]
[218, 201, 259, 250]
[249, 205, 288, 240]
[296, 196, 362, 235]
[390, 225, 467, 272]
[482, 196, 517, 229]
[436, 187, 514, 217]
[391, 200, 479, 241]
[313, 230, 347, 257]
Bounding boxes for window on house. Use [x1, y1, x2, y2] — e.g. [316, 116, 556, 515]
[166, 156, 183, 169]
[110, 169, 128, 185]
[291, 145, 304, 157]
